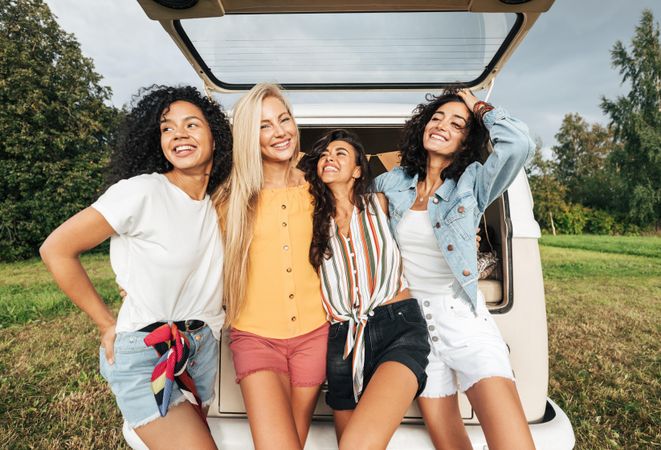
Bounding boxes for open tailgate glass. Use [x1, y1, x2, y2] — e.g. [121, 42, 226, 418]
[176, 12, 520, 90]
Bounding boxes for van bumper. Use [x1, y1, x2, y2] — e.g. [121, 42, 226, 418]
[207, 398, 574, 449]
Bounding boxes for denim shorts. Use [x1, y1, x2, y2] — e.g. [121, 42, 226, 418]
[99, 325, 219, 428]
[419, 291, 514, 398]
[326, 299, 430, 410]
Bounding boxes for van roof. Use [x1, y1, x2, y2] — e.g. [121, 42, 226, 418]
[137, 0, 554, 93]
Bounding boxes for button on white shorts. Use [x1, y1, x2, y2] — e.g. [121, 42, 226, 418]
[418, 291, 514, 398]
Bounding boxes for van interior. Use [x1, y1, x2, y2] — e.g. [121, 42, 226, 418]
[300, 126, 510, 312]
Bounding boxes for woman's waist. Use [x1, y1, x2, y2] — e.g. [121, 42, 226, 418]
[232, 315, 327, 340]
[403, 270, 455, 293]
[115, 310, 225, 340]
[330, 297, 420, 328]
[382, 288, 412, 306]
[116, 294, 224, 323]
[324, 284, 409, 319]
[235, 295, 326, 338]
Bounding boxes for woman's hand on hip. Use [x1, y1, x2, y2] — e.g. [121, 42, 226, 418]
[100, 323, 117, 365]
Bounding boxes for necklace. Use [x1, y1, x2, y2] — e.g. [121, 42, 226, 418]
[417, 179, 442, 203]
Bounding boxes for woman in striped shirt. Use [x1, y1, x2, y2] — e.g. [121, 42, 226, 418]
[302, 129, 431, 449]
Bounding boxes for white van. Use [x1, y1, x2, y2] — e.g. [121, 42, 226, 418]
[135, 1, 575, 448]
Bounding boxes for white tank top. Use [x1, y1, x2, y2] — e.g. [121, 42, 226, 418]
[396, 209, 455, 299]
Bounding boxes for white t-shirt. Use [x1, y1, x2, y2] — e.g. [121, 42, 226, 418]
[396, 209, 455, 300]
[92, 173, 224, 339]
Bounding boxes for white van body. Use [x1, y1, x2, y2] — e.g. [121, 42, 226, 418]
[133, 1, 576, 448]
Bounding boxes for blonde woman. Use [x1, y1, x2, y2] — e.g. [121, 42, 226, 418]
[214, 84, 328, 450]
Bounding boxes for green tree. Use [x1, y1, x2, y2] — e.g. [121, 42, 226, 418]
[601, 9, 661, 229]
[0, 0, 120, 260]
[552, 113, 619, 212]
[526, 139, 567, 233]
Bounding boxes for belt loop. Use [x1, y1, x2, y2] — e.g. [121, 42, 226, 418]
[387, 304, 396, 320]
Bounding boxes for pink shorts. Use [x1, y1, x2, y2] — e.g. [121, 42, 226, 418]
[229, 323, 329, 387]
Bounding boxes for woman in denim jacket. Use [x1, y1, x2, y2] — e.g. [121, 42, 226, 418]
[375, 89, 536, 450]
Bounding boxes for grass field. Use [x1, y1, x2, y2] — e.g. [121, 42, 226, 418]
[1, 237, 659, 449]
[540, 238, 660, 449]
[0, 253, 119, 328]
[540, 234, 661, 259]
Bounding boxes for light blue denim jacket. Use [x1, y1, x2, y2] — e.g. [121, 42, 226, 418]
[375, 107, 535, 313]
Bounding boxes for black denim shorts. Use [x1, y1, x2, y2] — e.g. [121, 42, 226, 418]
[325, 298, 431, 410]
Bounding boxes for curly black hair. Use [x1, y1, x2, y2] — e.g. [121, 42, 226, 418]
[400, 90, 489, 182]
[301, 129, 372, 269]
[106, 85, 232, 194]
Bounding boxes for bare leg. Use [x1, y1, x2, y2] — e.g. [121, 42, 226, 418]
[291, 385, 322, 447]
[333, 410, 353, 443]
[239, 371, 302, 450]
[339, 361, 418, 450]
[465, 377, 535, 450]
[134, 401, 216, 450]
[418, 394, 472, 450]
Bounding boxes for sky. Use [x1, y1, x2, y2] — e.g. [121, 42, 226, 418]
[44, 0, 660, 152]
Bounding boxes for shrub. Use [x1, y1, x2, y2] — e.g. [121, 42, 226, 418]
[554, 203, 589, 234]
[584, 209, 616, 235]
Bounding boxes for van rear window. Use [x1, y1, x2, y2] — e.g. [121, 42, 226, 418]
[176, 11, 520, 90]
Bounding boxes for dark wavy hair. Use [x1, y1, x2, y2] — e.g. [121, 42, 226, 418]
[301, 129, 372, 269]
[400, 90, 489, 181]
[106, 85, 232, 194]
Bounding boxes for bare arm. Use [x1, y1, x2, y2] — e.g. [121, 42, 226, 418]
[40, 207, 118, 362]
[375, 192, 389, 217]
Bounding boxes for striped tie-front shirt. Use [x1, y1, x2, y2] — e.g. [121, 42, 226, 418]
[319, 194, 407, 400]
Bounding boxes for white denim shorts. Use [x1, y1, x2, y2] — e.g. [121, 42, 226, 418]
[417, 291, 514, 398]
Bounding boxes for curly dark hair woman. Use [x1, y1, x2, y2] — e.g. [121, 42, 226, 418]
[40, 84, 235, 448]
[301, 129, 372, 269]
[106, 85, 232, 193]
[400, 90, 489, 182]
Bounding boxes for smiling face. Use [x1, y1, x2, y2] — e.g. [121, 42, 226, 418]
[259, 96, 298, 164]
[317, 140, 361, 188]
[422, 101, 470, 159]
[159, 100, 214, 174]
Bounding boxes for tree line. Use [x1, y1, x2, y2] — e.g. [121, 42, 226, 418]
[0, 2, 658, 261]
[526, 9, 660, 235]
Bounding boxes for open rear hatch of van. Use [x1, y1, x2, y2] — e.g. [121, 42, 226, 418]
[135, 1, 575, 449]
[137, 0, 553, 93]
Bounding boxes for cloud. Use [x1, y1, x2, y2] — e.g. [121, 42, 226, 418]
[47, 0, 202, 107]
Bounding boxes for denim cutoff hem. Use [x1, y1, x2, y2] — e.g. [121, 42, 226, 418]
[99, 325, 219, 428]
[325, 298, 430, 410]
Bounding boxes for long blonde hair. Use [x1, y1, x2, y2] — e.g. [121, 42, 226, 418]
[213, 83, 300, 327]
